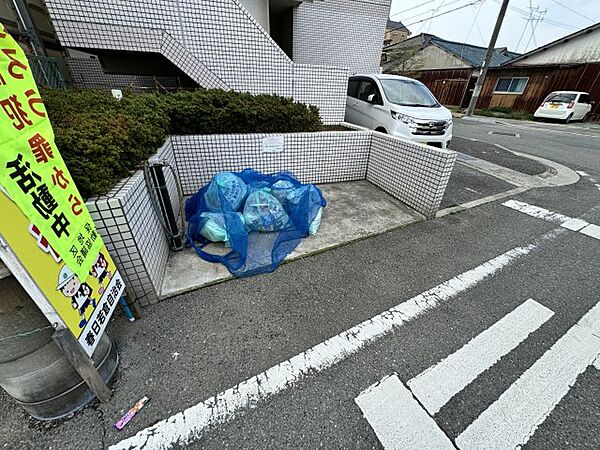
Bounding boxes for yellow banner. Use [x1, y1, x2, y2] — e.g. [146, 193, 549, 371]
[0, 24, 100, 280]
[0, 189, 125, 356]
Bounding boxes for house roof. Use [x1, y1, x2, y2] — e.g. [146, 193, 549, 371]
[386, 19, 409, 33]
[504, 21, 600, 66]
[384, 33, 520, 68]
[429, 35, 520, 67]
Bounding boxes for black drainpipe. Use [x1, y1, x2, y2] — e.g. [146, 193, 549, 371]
[146, 160, 183, 251]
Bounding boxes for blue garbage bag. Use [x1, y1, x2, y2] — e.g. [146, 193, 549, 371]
[186, 168, 326, 277]
[243, 191, 290, 232]
[198, 212, 247, 247]
[204, 172, 247, 212]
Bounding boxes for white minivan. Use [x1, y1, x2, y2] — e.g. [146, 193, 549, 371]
[345, 74, 453, 148]
[534, 91, 593, 123]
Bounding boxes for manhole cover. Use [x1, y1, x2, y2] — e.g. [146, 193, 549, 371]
[488, 131, 520, 138]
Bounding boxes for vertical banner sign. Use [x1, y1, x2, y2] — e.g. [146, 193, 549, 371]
[0, 25, 125, 356]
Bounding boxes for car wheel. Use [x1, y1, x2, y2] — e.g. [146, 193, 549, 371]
[565, 113, 573, 124]
[375, 127, 387, 134]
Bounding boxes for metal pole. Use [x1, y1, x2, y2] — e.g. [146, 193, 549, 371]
[466, 0, 510, 116]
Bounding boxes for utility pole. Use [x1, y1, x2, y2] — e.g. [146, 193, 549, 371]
[466, 0, 510, 116]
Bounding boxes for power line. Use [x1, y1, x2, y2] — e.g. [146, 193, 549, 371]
[402, 0, 468, 22]
[390, 0, 439, 17]
[548, 0, 596, 23]
[492, 0, 578, 30]
[404, 0, 485, 27]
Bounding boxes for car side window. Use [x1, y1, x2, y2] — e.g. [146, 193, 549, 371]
[357, 80, 383, 105]
[347, 79, 360, 98]
[578, 94, 589, 104]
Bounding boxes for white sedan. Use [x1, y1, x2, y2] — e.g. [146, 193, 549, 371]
[534, 91, 592, 123]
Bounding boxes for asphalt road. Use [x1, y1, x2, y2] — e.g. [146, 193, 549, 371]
[453, 116, 600, 175]
[1, 119, 599, 450]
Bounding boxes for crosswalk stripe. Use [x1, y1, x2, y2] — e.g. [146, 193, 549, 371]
[408, 299, 554, 415]
[456, 300, 600, 450]
[502, 200, 571, 223]
[111, 244, 538, 450]
[502, 200, 600, 241]
[355, 375, 455, 450]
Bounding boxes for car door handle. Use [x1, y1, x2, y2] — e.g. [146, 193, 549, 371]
[352, 101, 358, 106]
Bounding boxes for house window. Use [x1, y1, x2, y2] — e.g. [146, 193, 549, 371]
[494, 77, 528, 94]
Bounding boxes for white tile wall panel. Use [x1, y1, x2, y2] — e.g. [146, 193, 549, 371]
[44, 0, 355, 122]
[170, 132, 372, 196]
[293, 64, 348, 124]
[160, 33, 230, 90]
[65, 57, 181, 91]
[293, 0, 391, 74]
[367, 133, 456, 218]
[86, 141, 181, 307]
[88, 131, 456, 306]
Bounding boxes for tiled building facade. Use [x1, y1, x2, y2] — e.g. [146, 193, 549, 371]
[43, 0, 392, 123]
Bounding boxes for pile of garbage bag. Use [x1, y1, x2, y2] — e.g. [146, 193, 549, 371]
[185, 169, 326, 277]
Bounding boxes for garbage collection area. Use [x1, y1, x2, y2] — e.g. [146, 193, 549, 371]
[163, 179, 423, 297]
[87, 127, 457, 306]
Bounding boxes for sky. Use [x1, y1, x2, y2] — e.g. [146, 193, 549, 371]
[389, 0, 599, 54]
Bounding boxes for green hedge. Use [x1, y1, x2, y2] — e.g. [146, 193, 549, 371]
[41, 89, 322, 198]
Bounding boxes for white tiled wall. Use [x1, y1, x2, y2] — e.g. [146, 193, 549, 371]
[89, 130, 455, 306]
[170, 131, 372, 196]
[43, 0, 393, 123]
[367, 133, 456, 218]
[86, 141, 180, 307]
[293, 0, 391, 74]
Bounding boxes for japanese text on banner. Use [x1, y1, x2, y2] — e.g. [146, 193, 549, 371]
[0, 25, 101, 279]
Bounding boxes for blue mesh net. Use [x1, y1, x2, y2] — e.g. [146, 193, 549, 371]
[185, 169, 326, 277]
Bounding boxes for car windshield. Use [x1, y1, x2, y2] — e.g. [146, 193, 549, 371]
[379, 79, 439, 107]
[545, 93, 577, 103]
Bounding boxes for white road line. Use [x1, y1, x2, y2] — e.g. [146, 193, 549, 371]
[407, 299, 554, 415]
[580, 223, 600, 240]
[576, 171, 590, 177]
[561, 218, 589, 231]
[355, 375, 455, 450]
[111, 245, 536, 450]
[502, 200, 600, 241]
[456, 300, 600, 450]
[502, 200, 571, 223]
[594, 356, 600, 371]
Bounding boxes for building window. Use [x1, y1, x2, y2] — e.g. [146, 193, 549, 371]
[494, 77, 528, 94]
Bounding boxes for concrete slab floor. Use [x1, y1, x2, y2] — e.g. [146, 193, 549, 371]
[161, 180, 424, 299]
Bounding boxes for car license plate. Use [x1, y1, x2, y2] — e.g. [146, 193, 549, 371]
[550, 104, 559, 109]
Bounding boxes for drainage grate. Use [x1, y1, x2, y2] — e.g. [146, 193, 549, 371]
[488, 131, 520, 138]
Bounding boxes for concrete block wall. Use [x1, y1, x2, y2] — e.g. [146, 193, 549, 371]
[293, 0, 391, 74]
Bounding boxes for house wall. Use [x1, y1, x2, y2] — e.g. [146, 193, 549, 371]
[384, 27, 410, 46]
[513, 28, 600, 66]
[478, 63, 600, 119]
[385, 43, 471, 73]
[293, 0, 391, 74]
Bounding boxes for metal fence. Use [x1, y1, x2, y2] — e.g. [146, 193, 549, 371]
[26, 55, 66, 89]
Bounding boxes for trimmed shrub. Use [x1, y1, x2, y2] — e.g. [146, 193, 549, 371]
[41, 89, 323, 198]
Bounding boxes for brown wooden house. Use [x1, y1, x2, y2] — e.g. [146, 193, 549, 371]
[478, 22, 600, 120]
